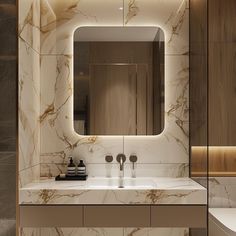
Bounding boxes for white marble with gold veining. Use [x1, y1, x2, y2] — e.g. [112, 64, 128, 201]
[124, 55, 189, 164]
[20, 227, 189, 236]
[19, 0, 190, 184]
[38, 0, 189, 179]
[19, 0, 40, 53]
[19, 177, 206, 205]
[40, 54, 124, 175]
[19, 37, 40, 186]
[124, 0, 189, 55]
[124, 228, 189, 236]
[19, 39, 40, 170]
[40, 0, 124, 55]
[40, 163, 189, 178]
[40, 228, 123, 236]
[19, 164, 40, 187]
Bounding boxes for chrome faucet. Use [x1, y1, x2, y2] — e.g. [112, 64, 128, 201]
[116, 153, 126, 178]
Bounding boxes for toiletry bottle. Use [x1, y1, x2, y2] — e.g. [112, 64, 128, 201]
[67, 157, 76, 176]
[77, 160, 86, 176]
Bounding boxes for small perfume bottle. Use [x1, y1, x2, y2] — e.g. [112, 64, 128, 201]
[67, 157, 76, 176]
[77, 160, 86, 176]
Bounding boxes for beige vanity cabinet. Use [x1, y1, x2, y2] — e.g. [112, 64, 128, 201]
[20, 206, 84, 227]
[20, 205, 207, 228]
[150, 205, 207, 228]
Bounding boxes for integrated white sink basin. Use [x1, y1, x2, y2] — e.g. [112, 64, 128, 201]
[19, 177, 207, 205]
[87, 177, 156, 189]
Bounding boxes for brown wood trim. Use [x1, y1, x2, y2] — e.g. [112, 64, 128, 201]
[16, 0, 19, 235]
[209, 172, 236, 177]
[151, 205, 207, 228]
[191, 172, 207, 177]
[192, 171, 236, 177]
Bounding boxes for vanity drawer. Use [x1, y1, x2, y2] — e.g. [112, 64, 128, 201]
[20, 206, 83, 227]
[84, 205, 150, 227]
[151, 205, 207, 228]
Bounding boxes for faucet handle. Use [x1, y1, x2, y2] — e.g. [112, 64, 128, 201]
[116, 153, 126, 163]
[129, 154, 137, 163]
[129, 155, 137, 178]
[105, 155, 113, 163]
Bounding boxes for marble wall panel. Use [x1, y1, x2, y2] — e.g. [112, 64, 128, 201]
[122, 0, 189, 170]
[19, 39, 40, 174]
[40, 228, 123, 236]
[19, 164, 40, 187]
[38, 0, 189, 178]
[18, 0, 189, 179]
[19, 0, 40, 53]
[40, 163, 188, 178]
[124, 0, 189, 55]
[209, 177, 236, 208]
[40, 54, 123, 170]
[19, 33, 40, 188]
[20, 227, 189, 236]
[124, 55, 189, 166]
[40, 0, 124, 55]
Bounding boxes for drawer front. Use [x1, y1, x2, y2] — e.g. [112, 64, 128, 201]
[151, 205, 207, 228]
[20, 206, 83, 227]
[20, 205, 207, 228]
[84, 205, 150, 227]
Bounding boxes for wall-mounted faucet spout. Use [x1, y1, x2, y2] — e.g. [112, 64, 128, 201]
[116, 153, 126, 178]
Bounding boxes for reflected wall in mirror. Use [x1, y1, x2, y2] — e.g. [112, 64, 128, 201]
[73, 27, 164, 136]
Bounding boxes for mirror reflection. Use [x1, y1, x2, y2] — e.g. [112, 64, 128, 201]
[73, 27, 164, 135]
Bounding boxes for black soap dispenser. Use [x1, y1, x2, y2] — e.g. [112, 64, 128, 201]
[67, 157, 76, 176]
[77, 160, 86, 176]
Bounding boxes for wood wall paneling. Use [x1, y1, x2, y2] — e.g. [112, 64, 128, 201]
[209, 43, 236, 146]
[190, 0, 208, 179]
[190, 0, 236, 177]
[0, 0, 17, 234]
[208, 0, 236, 176]
[208, 0, 236, 42]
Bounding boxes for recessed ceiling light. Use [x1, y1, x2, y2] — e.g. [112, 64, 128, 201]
[119, 7, 123, 10]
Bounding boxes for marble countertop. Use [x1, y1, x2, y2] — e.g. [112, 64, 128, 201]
[19, 177, 207, 205]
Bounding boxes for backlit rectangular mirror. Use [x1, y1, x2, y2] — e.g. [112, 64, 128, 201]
[73, 27, 164, 135]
